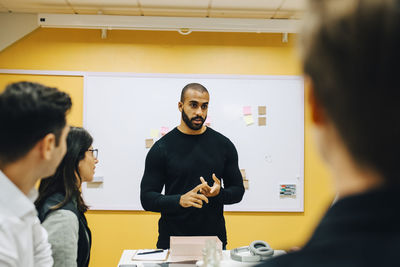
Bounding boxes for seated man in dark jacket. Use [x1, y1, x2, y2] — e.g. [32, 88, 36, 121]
[259, 0, 400, 266]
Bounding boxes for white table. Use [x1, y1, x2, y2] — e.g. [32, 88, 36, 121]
[118, 249, 286, 267]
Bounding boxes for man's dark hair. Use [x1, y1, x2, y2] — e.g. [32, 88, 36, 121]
[0, 81, 72, 165]
[180, 83, 209, 102]
[301, 0, 400, 182]
[36, 127, 92, 213]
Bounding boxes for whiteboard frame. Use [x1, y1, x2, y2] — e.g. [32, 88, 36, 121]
[83, 72, 304, 212]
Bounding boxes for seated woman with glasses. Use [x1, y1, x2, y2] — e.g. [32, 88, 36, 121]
[35, 127, 99, 267]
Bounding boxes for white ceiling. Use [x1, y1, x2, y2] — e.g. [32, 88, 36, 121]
[0, 0, 306, 19]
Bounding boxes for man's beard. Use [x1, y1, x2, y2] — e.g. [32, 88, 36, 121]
[182, 108, 206, 130]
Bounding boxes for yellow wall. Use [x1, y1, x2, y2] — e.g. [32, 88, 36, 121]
[0, 28, 334, 267]
[0, 74, 83, 126]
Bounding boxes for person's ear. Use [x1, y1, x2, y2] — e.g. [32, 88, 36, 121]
[178, 101, 183, 112]
[38, 133, 56, 160]
[307, 76, 326, 126]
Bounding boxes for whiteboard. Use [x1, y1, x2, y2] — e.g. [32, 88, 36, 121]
[82, 74, 304, 212]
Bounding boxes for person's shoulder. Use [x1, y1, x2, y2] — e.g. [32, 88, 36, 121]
[44, 209, 77, 223]
[54, 195, 80, 216]
[206, 127, 226, 139]
[0, 215, 28, 264]
[38, 193, 79, 219]
[158, 127, 179, 142]
[0, 215, 25, 231]
[0, 202, 14, 217]
[153, 127, 179, 150]
[42, 209, 79, 233]
[206, 127, 234, 145]
[37, 192, 64, 219]
[42, 210, 79, 241]
[37, 192, 67, 210]
[42, 192, 66, 206]
[255, 260, 280, 267]
[255, 251, 302, 267]
[0, 214, 33, 246]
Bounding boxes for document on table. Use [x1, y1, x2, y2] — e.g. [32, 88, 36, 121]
[132, 249, 169, 261]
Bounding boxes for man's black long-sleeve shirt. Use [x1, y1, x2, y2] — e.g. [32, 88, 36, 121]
[140, 127, 245, 249]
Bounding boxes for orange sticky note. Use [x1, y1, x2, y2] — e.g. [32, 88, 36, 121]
[145, 139, 154, 148]
[258, 117, 266, 126]
[243, 179, 249, 190]
[240, 169, 246, 179]
[258, 106, 266, 115]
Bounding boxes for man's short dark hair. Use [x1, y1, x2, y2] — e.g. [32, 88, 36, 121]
[301, 0, 400, 182]
[0, 81, 72, 165]
[180, 83, 209, 102]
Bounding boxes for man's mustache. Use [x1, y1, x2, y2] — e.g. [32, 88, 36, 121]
[191, 116, 205, 122]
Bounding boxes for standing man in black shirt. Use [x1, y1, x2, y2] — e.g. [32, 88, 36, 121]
[140, 83, 245, 249]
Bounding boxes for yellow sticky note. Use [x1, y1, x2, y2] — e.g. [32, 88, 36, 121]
[244, 115, 254, 125]
[150, 129, 159, 139]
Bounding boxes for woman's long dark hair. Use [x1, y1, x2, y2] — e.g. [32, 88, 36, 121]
[35, 127, 93, 213]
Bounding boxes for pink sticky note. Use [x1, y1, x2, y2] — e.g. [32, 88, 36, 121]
[161, 126, 169, 136]
[243, 106, 252, 115]
[205, 117, 211, 126]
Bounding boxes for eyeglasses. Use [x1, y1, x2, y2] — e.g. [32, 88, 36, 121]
[88, 148, 98, 159]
